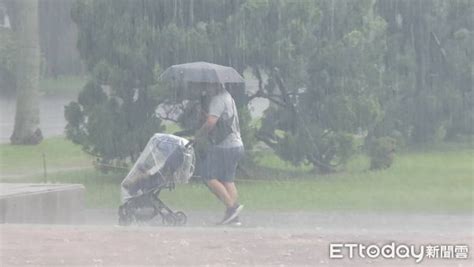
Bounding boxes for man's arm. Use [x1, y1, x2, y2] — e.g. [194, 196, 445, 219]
[195, 115, 218, 140]
[196, 94, 224, 141]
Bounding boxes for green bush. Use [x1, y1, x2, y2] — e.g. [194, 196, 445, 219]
[65, 81, 164, 166]
[369, 136, 396, 170]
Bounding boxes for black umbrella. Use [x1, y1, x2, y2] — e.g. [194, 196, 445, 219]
[159, 61, 244, 85]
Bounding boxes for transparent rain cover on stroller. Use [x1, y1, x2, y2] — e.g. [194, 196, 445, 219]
[120, 133, 195, 203]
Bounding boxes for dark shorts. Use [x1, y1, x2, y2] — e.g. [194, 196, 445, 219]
[201, 145, 244, 183]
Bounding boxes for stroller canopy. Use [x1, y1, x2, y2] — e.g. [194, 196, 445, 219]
[121, 133, 195, 203]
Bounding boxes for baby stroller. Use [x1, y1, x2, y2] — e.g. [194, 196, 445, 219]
[118, 133, 195, 226]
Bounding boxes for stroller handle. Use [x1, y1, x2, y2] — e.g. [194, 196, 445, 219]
[185, 140, 194, 149]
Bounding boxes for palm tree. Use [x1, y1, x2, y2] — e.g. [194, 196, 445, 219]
[10, 0, 42, 144]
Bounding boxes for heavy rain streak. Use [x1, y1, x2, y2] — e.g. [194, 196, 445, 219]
[0, 0, 472, 266]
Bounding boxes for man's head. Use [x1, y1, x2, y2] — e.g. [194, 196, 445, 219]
[203, 83, 224, 97]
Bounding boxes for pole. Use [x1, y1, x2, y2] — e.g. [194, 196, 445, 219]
[42, 152, 47, 182]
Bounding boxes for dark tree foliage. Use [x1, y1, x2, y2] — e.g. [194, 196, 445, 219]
[67, 0, 165, 163]
[376, 0, 473, 144]
[369, 136, 396, 170]
[241, 0, 386, 172]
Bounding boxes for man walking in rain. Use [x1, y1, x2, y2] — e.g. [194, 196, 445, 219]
[195, 83, 245, 225]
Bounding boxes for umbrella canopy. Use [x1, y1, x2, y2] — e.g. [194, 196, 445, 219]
[159, 61, 245, 85]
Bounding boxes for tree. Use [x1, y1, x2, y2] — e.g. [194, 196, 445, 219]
[9, 0, 43, 145]
[68, 0, 471, 172]
[67, 0, 164, 163]
[233, 0, 386, 172]
[375, 0, 473, 144]
[67, 0, 251, 164]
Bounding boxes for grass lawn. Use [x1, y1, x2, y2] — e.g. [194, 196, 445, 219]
[0, 137, 93, 176]
[164, 147, 473, 213]
[0, 138, 472, 213]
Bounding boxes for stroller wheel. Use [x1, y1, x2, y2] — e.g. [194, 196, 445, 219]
[162, 214, 176, 226]
[175, 211, 187, 226]
[118, 205, 133, 226]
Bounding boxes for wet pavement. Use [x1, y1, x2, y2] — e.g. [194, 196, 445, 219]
[85, 209, 473, 236]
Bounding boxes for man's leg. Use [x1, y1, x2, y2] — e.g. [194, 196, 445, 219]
[206, 178, 234, 208]
[223, 182, 238, 207]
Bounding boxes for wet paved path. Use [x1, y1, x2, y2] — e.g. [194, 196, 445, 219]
[85, 209, 473, 235]
[1, 211, 472, 266]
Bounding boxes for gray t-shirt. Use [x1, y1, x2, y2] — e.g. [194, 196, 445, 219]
[208, 90, 244, 148]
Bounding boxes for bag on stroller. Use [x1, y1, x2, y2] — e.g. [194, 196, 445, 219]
[118, 133, 195, 226]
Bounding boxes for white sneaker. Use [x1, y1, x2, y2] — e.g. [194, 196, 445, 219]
[228, 216, 242, 226]
[218, 204, 244, 225]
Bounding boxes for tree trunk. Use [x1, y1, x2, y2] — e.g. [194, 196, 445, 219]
[10, 0, 42, 145]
